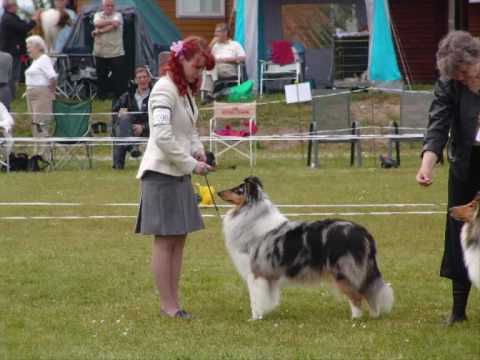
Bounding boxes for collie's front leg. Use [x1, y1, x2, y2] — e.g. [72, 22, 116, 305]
[247, 273, 278, 320]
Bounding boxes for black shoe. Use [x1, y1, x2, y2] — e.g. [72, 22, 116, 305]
[160, 309, 192, 320]
[174, 310, 192, 320]
[112, 165, 124, 170]
[445, 313, 467, 326]
[130, 149, 142, 158]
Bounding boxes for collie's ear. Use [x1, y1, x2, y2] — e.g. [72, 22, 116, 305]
[244, 176, 263, 189]
[244, 177, 262, 202]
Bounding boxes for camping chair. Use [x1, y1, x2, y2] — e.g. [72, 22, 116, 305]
[209, 101, 257, 167]
[259, 41, 302, 97]
[201, 62, 245, 102]
[51, 99, 93, 169]
[387, 91, 434, 166]
[309, 89, 362, 167]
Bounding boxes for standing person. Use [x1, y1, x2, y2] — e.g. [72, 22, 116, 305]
[111, 66, 152, 170]
[0, 50, 13, 109]
[52, 0, 77, 53]
[0, 0, 40, 98]
[416, 30, 480, 326]
[91, 0, 127, 100]
[200, 23, 245, 103]
[135, 37, 215, 319]
[25, 35, 57, 160]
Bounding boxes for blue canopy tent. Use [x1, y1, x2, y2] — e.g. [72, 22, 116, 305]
[234, 0, 402, 90]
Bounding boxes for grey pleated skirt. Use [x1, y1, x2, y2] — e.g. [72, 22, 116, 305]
[135, 171, 204, 236]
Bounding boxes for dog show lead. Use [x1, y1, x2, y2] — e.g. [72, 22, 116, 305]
[416, 30, 480, 326]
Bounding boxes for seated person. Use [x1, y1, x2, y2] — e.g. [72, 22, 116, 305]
[111, 66, 151, 170]
[200, 23, 246, 102]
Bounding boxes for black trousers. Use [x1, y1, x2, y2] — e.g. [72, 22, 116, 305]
[95, 55, 128, 99]
[112, 114, 138, 169]
[440, 146, 480, 281]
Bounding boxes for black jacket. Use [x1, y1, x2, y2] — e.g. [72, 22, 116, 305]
[112, 86, 151, 137]
[422, 79, 480, 181]
[0, 11, 36, 56]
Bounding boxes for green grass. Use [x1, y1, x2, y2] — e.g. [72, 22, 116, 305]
[1, 155, 479, 360]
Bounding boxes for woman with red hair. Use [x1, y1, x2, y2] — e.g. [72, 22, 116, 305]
[135, 37, 215, 319]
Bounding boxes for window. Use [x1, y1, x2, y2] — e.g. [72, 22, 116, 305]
[176, 0, 225, 18]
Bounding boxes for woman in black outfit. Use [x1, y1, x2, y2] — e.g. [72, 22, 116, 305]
[416, 30, 480, 326]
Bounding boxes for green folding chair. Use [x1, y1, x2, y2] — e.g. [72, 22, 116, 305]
[51, 99, 93, 169]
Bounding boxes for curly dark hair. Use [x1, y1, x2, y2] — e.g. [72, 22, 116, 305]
[160, 36, 215, 96]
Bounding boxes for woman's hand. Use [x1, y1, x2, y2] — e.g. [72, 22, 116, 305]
[416, 151, 438, 187]
[416, 166, 434, 186]
[193, 150, 206, 162]
[194, 161, 212, 175]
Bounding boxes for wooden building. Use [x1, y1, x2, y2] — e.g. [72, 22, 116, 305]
[390, 0, 480, 83]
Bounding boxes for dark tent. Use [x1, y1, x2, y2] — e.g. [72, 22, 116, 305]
[63, 4, 158, 79]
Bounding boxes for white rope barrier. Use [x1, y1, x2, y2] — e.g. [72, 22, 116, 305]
[8, 87, 430, 117]
[7, 131, 424, 145]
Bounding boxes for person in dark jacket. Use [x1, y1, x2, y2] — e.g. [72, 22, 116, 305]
[111, 66, 151, 169]
[416, 30, 480, 326]
[0, 0, 40, 98]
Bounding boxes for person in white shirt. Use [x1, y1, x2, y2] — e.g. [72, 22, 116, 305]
[200, 23, 246, 102]
[91, 0, 126, 99]
[0, 100, 14, 159]
[25, 35, 57, 159]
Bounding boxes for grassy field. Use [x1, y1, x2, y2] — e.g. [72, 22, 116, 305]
[1, 153, 479, 359]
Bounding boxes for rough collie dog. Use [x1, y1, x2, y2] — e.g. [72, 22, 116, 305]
[218, 177, 394, 320]
[450, 192, 480, 289]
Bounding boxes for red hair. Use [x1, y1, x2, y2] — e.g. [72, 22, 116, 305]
[160, 36, 215, 96]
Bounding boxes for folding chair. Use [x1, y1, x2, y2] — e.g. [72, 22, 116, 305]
[0, 102, 13, 172]
[259, 42, 303, 97]
[51, 99, 93, 169]
[201, 62, 245, 102]
[309, 89, 362, 167]
[209, 101, 257, 167]
[387, 91, 434, 166]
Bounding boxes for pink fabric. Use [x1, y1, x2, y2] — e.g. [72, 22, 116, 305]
[270, 40, 294, 65]
[214, 121, 257, 137]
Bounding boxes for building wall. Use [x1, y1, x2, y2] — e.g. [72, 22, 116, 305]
[156, 0, 235, 41]
[389, 0, 448, 83]
[469, 4, 480, 36]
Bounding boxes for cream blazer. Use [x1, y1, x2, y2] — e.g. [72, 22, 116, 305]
[136, 75, 203, 179]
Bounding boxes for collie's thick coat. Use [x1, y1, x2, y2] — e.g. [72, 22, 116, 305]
[450, 193, 480, 289]
[218, 177, 394, 320]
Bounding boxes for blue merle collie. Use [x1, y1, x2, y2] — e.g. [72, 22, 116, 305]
[218, 177, 394, 320]
[450, 192, 480, 289]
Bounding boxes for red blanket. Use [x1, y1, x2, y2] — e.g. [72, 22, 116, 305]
[214, 121, 257, 137]
[271, 40, 294, 65]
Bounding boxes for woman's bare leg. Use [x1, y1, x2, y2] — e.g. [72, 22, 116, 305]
[170, 236, 186, 307]
[152, 235, 184, 315]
